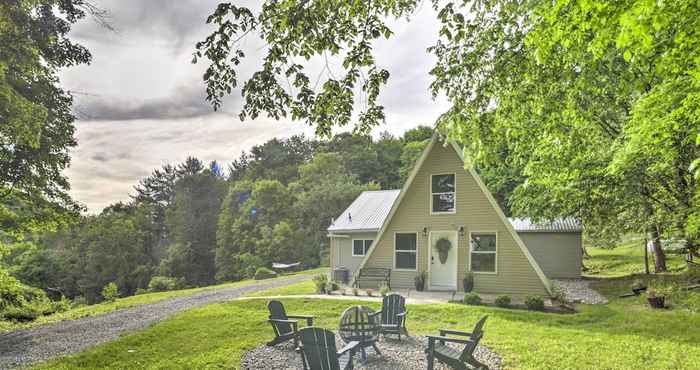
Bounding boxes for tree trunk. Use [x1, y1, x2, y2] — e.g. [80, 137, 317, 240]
[650, 225, 667, 273]
[643, 237, 650, 275]
[581, 245, 590, 258]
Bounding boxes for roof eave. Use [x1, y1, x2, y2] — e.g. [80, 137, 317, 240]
[515, 229, 583, 233]
[327, 228, 380, 233]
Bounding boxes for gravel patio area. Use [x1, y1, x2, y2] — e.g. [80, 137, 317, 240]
[553, 278, 609, 304]
[0, 274, 311, 370]
[241, 336, 501, 370]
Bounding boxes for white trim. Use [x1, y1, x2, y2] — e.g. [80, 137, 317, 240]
[450, 141, 551, 293]
[468, 231, 498, 275]
[352, 134, 439, 283]
[393, 232, 418, 271]
[352, 132, 551, 294]
[428, 230, 459, 290]
[351, 239, 373, 257]
[429, 173, 457, 215]
[327, 234, 350, 238]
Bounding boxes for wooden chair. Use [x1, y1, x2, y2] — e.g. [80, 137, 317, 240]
[426, 316, 489, 370]
[370, 293, 408, 340]
[297, 327, 360, 370]
[266, 300, 314, 347]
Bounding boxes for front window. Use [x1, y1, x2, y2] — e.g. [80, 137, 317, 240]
[470, 233, 497, 273]
[394, 233, 417, 270]
[431, 174, 455, 213]
[352, 239, 373, 256]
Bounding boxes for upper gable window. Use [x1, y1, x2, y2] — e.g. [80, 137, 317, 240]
[431, 174, 456, 213]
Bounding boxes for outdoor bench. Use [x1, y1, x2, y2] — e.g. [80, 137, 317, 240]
[353, 267, 391, 289]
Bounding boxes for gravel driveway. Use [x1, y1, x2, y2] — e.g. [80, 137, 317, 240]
[0, 274, 311, 370]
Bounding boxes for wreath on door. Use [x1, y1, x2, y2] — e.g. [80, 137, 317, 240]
[435, 237, 452, 264]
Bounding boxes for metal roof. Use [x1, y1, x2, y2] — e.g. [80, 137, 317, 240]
[508, 217, 582, 232]
[327, 190, 400, 232]
[328, 191, 582, 233]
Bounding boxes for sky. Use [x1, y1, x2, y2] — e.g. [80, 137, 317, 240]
[60, 0, 450, 213]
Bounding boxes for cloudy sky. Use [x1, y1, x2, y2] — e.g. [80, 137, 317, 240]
[60, 0, 450, 212]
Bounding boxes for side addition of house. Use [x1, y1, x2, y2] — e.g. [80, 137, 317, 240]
[328, 132, 583, 297]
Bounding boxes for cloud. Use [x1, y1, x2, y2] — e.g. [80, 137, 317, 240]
[60, 1, 450, 212]
[74, 83, 220, 121]
[66, 113, 313, 213]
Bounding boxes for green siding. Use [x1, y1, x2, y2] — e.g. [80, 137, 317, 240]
[330, 232, 377, 282]
[518, 232, 582, 278]
[363, 140, 548, 296]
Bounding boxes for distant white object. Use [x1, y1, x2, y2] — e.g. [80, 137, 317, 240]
[272, 262, 301, 269]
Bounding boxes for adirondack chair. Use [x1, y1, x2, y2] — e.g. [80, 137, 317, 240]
[425, 316, 489, 370]
[267, 300, 314, 347]
[297, 327, 360, 370]
[370, 293, 408, 339]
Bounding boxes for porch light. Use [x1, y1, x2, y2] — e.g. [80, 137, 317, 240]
[459, 226, 465, 237]
[422, 227, 428, 237]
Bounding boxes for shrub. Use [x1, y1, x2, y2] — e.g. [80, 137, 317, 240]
[685, 268, 700, 284]
[463, 292, 482, 305]
[0, 271, 53, 322]
[71, 295, 87, 308]
[352, 287, 359, 296]
[550, 282, 567, 303]
[44, 296, 71, 315]
[366, 289, 374, 297]
[525, 295, 545, 311]
[494, 295, 511, 308]
[313, 274, 329, 293]
[414, 271, 427, 291]
[148, 276, 185, 292]
[630, 278, 645, 290]
[2, 305, 40, 322]
[254, 267, 277, 280]
[327, 281, 340, 292]
[101, 282, 119, 302]
[379, 283, 390, 297]
[463, 271, 474, 292]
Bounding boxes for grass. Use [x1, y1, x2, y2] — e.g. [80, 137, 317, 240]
[584, 236, 686, 277]
[0, 268, 326, 333]
[243, 279, 318, 297]
[38, 288, 700, 370]
[26, 248, 700, 369]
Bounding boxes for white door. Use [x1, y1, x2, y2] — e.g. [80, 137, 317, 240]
[429, 231, 458, 290]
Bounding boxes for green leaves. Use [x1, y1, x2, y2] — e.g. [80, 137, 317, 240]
[196, 0, 420, 136]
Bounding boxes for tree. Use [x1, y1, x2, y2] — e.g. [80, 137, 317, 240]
[1, 0, 104, 313]
[162, 169, 226, 285]
[290, 153, 378, 264]
[196, 0, 699, 273]
[194, 1, 420, 136]
[373, 132, 403, 189]
[0, 0, 106, 208]
[239, 136, 317, 184]
[399, 140, 428, 184]
[402, 125, 434, 143]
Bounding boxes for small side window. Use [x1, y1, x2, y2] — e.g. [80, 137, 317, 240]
[352, 240, 373, 256]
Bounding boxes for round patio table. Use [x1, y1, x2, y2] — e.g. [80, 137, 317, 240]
[338, 305, 382, 362]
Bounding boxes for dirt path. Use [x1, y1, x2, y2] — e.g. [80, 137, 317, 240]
[0, 274, 311, 369]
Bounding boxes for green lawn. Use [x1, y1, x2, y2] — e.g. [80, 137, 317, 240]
[1, 268, 325, 333]
[584, 237, 686, 277]
[243, 279, 318, 297]
[27, 249, 700, 369]
[39, 285, 700, 370]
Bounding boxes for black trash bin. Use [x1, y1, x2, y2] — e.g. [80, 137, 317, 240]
[333, 267, 349, 284]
